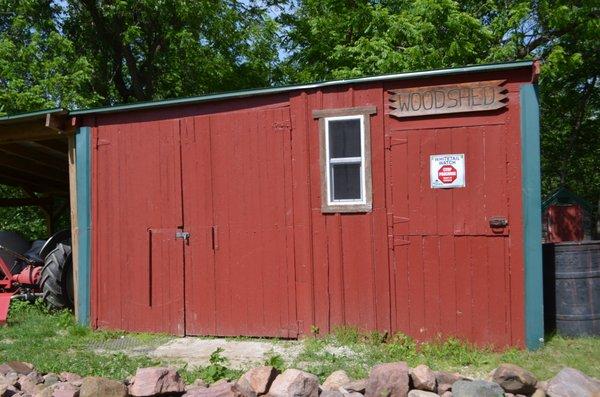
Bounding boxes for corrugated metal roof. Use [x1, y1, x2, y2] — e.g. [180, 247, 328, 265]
[70, 60, 533, 116]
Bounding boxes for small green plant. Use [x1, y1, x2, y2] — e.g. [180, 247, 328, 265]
[197, 348, 241, 384]
[310, 325, 320, 336]
[264, 352, 285, 371]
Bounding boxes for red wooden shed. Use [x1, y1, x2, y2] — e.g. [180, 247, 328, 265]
[66, 61, 544, 349]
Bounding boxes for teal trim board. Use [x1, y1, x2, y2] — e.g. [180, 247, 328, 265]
[75, 127, 92, 325]
[520, 84, 544, 349]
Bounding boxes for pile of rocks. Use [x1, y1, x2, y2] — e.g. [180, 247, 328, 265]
[0, 360, 599, 397]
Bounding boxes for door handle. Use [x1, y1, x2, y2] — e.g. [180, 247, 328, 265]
[211, 226, 219, 250]
[489, 216, 508, 228]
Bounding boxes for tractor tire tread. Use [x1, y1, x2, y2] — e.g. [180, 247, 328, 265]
[40, 243, 73, 309]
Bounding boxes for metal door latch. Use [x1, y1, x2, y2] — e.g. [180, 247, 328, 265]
[175, 231, 190, 240]
[489, 217, 508, 228]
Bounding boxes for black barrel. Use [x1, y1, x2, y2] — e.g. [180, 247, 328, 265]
[543, 241, 600, 337]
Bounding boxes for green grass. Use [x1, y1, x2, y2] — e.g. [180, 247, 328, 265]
[0, 300, 241, 383]
[1, 301, 598, 385]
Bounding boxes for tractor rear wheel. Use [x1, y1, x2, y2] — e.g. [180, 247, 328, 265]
[40, 243, 74, 309]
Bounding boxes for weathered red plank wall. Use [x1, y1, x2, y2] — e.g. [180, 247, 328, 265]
[287, 69, 530, 347]
[89, 68, 531, 347]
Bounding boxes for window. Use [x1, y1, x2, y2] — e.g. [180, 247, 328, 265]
[313, 106, 376, 213]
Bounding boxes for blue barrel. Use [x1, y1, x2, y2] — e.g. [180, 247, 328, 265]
[543, 241, 600, 337]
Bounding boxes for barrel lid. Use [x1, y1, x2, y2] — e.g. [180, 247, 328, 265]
[552, 240, 600, 246]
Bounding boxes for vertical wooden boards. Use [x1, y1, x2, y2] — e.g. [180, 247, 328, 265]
[294, 84, 388, 335]
[289, 93, 315, 335]
[181, 115, 216, 335]
[93, 120, 185, 334]
[385, 119, 515, 346]
[197, 107, 295, 338]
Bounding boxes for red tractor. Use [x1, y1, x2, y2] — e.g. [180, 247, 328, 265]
[0, 230, 73, 324]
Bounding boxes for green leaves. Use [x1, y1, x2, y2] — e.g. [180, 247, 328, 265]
[282, 0, 495, 82]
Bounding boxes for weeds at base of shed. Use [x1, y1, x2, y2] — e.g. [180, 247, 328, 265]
[291, 325, 600, 381]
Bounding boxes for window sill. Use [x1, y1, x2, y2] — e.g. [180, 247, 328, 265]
[321, 202, 373, 214]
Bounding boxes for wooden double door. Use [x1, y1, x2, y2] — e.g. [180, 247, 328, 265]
[93, 106, 297, 337]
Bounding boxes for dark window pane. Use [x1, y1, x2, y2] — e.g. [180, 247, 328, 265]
[329, 119, 361, 158]
[331, 164, 361, 200]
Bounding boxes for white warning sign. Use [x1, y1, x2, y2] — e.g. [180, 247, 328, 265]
[430, 154, 465, 189]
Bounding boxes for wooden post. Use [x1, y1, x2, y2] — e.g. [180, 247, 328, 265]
[68, 135, 80, 321]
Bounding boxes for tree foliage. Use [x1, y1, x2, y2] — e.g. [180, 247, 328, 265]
[0, 0, 97, 113]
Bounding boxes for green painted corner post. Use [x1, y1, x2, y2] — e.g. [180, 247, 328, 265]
[520, 84, 544, 349]
[75, 127, 91, 326]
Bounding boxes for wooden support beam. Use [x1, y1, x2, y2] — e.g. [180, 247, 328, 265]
[45, 113, 65, 131]
[0, 143, 66, 171]
[68, 135, 80, 320]
[0, 150, 67, 183]
[27, 141, 68, 159]
[0, 121, 66, 143]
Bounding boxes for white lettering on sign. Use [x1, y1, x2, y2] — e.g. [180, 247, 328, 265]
[430, 154, 465, 189]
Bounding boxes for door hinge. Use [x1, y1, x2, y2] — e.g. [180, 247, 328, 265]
[388, 235, 410, 248]
[385, 136, 408, 150]
[273, 121, 291, 132]
[387, 213, 409, 225]
[96, 138, 110, 148]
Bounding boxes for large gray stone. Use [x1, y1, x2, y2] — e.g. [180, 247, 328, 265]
[266, 369, 319, 397]
[410, 365, 436, 392]
[546, 367, 600, 397]
[237, 366, 279, 396]
[80, 376, 127, 397]
[365, 362, 409, 397]
[129, 367, 185, 396]
[491, 364, 537, 395]
[43, 373, 60, 387]
[452, 380, 503, 397]
[322, 371, 352, 392]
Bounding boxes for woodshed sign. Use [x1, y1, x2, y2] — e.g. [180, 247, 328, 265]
[389, 80, 507, 118]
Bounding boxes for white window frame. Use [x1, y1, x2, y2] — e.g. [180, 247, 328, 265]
[325, 115, 367, 206]
[313, 106, 375, 213]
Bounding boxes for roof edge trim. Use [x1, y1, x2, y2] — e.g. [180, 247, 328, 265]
[0, 108, 66, 123]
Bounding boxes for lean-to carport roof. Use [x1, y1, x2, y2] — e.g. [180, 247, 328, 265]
[0, 108, 70, 194]
[70, 60, 535, 117]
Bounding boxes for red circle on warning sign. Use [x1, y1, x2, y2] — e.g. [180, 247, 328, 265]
[438, 165, 457, 184]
